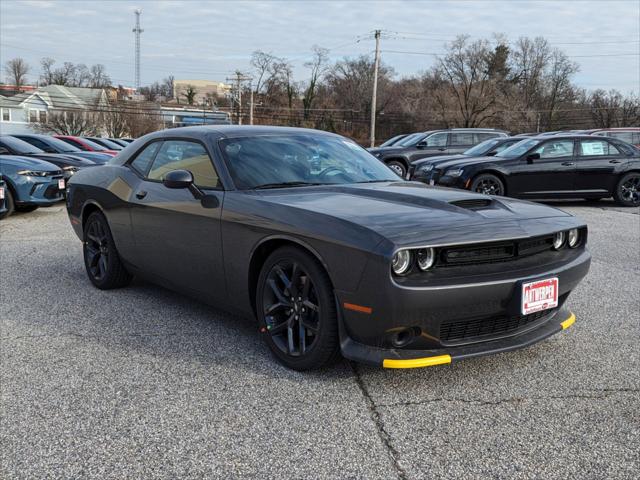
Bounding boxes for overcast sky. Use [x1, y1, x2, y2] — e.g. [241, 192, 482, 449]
[1, 0, 638, 94]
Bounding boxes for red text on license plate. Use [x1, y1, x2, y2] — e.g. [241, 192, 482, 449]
[522, 277, 558, 315]
[58, 179, 65, 189]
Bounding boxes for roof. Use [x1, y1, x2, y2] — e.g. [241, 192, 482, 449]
[38, 85, 107, 109]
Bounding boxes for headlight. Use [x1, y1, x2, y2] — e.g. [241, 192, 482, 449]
[417, 248, 436, 270]
[567, 228, 580, 248]
[392, 250, 412, 275]
[17, 170, 49, 177]
[63, 166, 79, 174]
[553, 231, 565, 250]
[446, 168, 464, 177]
[417, 164, 434, 173]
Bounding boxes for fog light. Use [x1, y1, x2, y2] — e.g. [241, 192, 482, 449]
[417, 248, 436, 271]
[553, 232, 565, 250]
[392, 250, 412, 275]
[568, 228, 580, 248]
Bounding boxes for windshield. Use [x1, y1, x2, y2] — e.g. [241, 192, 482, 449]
[43, 136, 82, 152]
[464, 139, 501, 156]
[394, 133, 426, 147]
[90, 138, 123, 150]
[220, 134, 400, 189]
[496, 139, 542, 158]
[380, 135, 405, 147]
[0, 136, 43, 154]
[82, 138, 111, 151]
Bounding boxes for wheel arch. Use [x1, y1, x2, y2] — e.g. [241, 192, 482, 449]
[81, 200, 106, 230]
[247, 236, 333, 317]
[384, 157, 410, 170]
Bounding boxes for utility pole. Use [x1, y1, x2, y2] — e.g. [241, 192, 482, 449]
[227, 71, 252, 125]
[249, 85, 254, 125]
[132, 9, 143, 91]
[370, 29, 381, 148]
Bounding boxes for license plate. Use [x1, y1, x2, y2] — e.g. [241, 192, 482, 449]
[429, 179, 435, 186]
[522, 277, 558, 315]
[58, 178, 65, 190]
[0, 187, 4, 199]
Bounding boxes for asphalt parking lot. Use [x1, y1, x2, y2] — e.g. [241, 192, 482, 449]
[1, 200, 638, 479]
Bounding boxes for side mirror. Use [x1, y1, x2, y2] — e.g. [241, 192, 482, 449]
[486, 151, 497, 156]
[162, 169, 219, 208]
[416, 141, 428, 148]
[163, 169, 194, 189]
[0, 147, 10, 154]
[526, 152, 540, 163]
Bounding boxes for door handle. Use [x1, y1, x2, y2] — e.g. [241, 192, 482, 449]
[561, 162, 575, 166]
[135, 190, 148, 199]
[609, 159, 622, 164]
[437, 148, 446, 151]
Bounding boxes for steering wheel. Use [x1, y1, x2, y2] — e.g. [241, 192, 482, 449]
[318, 166, 349, 180]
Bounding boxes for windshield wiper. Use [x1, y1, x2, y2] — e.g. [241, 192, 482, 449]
[254, 181, 327, 190]
[354, 179, 393, 184]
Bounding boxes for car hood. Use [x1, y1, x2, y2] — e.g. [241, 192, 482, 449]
[23, 153, 96, 167]
[425, 155, 503, 171]
[412, 154, 467, 167]
[0, 155, 61, 171]
[367, 146, 404, 155]
[257, 181, 575, 247]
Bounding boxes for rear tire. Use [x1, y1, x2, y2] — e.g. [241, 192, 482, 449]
[83, 211, 132, 289]
[386, 160, 407, 179]
[0, 189, 15, 219]
[470, 173, 505, 196]
[613, 173, 640, 207]
[256, 246, 339, 370]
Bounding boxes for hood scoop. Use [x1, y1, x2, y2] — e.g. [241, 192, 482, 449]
[449, 198, 493, 210]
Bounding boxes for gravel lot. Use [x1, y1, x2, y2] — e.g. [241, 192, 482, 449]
[1, 200, 638, 479]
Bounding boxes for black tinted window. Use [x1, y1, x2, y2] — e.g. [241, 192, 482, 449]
[148, 141, 219, 188]
[450, 133, 474, 146]
[130, 142, 161, 175]
[534, 140, 574, 159]
[425, 132, 448, 146]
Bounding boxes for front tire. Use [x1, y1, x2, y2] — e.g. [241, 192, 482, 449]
[386, 160, 407, 178]
[614, 173, 640, 207]
[0, 189, 15, 219]
[256, 246, 339, 370]
[470, 173, 505, 196]
[83, 211, 132, 289]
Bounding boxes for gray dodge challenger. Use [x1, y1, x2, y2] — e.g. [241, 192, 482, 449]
[66, 126, 590, 370]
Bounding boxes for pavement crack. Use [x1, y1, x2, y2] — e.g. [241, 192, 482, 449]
[350, 362, 408, 480]
[377, 388, 640, 409]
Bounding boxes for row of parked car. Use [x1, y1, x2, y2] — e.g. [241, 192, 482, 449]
[369, 127, 640, 207]
[0, 134, 133, 218]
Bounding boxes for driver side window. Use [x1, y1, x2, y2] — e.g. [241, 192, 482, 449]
[147, 140, 220, 189]
[533, 140, 574, 159]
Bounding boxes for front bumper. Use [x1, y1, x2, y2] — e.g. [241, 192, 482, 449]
[17, 176, 64, 205]
[340, 307, 575, 368]
[336, 246, 590, 368]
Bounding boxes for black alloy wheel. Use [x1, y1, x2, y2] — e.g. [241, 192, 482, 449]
[471, 174, 505, 196]
[83, 211, 132, 289]
[615, 173, 640, 207]
[257, 246, 339, 370]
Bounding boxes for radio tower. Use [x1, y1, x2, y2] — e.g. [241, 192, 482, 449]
[132, 9, 143, 90]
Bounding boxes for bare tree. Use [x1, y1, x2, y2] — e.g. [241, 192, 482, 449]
[101, 101, 129, 137]
[182, 85, 198, 105]
[4, 58, 30, 89]
[251, 50, 278, 95]
[36, 110, 100, 136]
[302, 46, 329, 120]
[89, 64, 111, 88]
[124, 103, 163, 138]
[436, 36, 501, 127]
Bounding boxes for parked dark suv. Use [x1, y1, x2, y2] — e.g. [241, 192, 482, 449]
[368, 128, 509, 177]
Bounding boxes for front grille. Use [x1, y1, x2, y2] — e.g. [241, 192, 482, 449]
[440, 309, 555, 343]
[438, 235, 555, 267]
[43, 185, 61, 199]
[443, 242, 514, 265]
